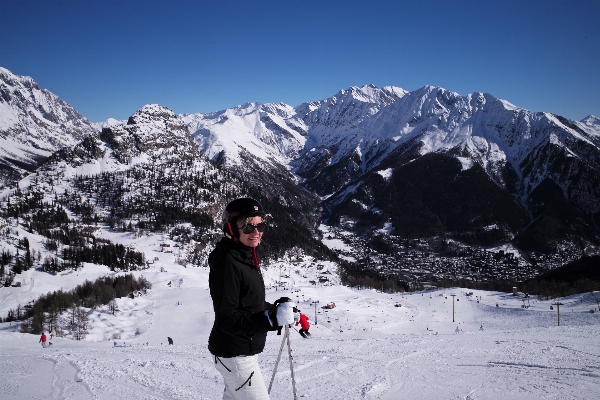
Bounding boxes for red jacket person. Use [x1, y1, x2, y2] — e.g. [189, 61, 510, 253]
[295, 311, 311, 338]
[39, 332, 48, 348]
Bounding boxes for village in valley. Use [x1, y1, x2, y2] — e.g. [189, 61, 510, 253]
[320, 223, 593, 290]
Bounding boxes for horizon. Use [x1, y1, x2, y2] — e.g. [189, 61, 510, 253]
[1, 0, 599, 123]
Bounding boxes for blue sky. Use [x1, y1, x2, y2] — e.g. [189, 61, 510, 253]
[1, 0, 598, 122]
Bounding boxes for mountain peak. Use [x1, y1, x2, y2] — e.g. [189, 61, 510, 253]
[99, 103, 194, 165]
[334, 84, 404, 104]
[128, 104, 177, 125]
[576, 115, 600, 138]
[581, 115, 600, 125]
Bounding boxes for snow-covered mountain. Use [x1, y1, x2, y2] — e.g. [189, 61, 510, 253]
[0, 67, 97, 186]
[1, 66, 599, 258]
[180, 83, 600, 253]
[182, 102, 305, 167]
[183, 84, 600, 207]
[91, 117, 126, 133]
[182, 85, 408, 194]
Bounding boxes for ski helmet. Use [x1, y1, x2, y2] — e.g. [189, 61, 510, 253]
[222, 197, 265, 239]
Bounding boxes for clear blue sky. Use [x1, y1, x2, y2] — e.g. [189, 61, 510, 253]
[1, 0, 598, 122]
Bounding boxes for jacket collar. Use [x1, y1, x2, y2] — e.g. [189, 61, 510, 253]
[218, 237, 260, 269]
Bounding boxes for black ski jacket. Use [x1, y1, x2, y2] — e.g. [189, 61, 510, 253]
[208, 237, 274, 357]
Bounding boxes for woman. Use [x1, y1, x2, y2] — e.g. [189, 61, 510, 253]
[208, 197, 295, 399]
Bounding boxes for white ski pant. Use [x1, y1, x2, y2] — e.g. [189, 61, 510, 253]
[214, 355, 270, 400]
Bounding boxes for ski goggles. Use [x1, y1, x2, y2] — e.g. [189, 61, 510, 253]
[240, 222, 267, 234]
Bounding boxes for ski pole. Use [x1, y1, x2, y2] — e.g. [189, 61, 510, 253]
[268, 326, 288, 394]
[285, 324, 298, 400]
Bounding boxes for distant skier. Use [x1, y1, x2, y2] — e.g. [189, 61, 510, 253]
[295, 308, 311, 338]
[455, 326, 460, 334]
[39, 332, 47, 348]
[294, 308, 300, 323]
[479, 325, 484, 331]
[167, 337, 173, 345]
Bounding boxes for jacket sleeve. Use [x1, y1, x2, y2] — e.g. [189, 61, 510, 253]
[210, 255, 274, 335]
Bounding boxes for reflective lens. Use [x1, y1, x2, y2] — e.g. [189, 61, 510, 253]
[241, 222, 267, 234]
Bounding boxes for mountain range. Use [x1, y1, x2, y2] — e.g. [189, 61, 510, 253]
[1, 66, 599, 281]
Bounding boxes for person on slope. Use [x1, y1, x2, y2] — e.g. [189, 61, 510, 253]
[208, 197, 295, 400]
[39, 332, 47, 348]
[294, 308, 311, 338]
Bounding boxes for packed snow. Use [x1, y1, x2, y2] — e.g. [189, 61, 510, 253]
[1, 230, 600, 399]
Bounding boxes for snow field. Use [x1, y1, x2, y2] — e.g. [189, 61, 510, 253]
[1, 240, 600, 399]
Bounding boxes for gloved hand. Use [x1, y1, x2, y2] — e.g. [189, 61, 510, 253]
[275, 301, 296, 326]
[266, 297, 296, 329]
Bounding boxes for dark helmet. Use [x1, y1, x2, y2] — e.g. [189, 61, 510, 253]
[223, 198, 265, 223]
[222, 198, 265, 239]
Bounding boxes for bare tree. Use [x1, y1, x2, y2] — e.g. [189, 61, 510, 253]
[46, 305, 63, 338]
[73, 307, 89, 340]
[108, 299, 119, 315]
[69, 303, 89, 340]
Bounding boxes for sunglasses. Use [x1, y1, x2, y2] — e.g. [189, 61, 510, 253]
[240, 222, 267, 234]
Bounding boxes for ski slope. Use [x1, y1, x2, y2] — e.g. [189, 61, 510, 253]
[1, 236, 599, 399]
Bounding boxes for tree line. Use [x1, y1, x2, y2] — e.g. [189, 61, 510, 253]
[4, 274, 151, 339]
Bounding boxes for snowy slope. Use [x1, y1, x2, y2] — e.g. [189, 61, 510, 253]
[1, 249, 599, 399]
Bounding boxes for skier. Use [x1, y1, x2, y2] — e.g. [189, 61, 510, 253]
[208, 198, 295, 399]
[294, 309, 311, 338]
[39, 332, 47, 348]
[167, 337, 173, 345]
